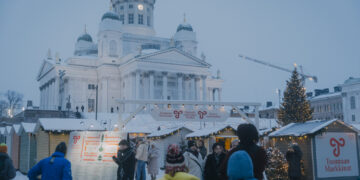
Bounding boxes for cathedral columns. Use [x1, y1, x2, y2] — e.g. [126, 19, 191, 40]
[177, 73, 183, 100]
[45, 83, 49, 109]
[54, 78, 59, 110]
[39, 87, 43, 109]
[201, 75, 207, 101]
[131, 72, 136, 100]
[162, 72, 168, 100]
[218, 88, 222, 102]
[135, 70, 140, 100]
[195, 77, 200, 100]
[49, 81, 53, 110]
[189, 74, 196, 100]
[149, 71, 154, 99]
[102, 78, 109, 112]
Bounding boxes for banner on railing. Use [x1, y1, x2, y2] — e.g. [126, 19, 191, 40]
[150, 107, 229, 122]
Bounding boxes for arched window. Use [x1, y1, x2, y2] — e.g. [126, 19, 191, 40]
[109, 40, 117, 57]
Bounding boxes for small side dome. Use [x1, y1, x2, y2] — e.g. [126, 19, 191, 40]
[176, 23, 193, 32]
[77, 33, 93, 42]
[102, 11, 120, 21]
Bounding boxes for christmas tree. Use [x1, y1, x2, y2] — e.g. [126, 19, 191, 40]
[265, 147, 288, 180]
[278, 68, 312, 125]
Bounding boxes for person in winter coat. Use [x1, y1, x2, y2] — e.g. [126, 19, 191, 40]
[135, 138, 148, 180]
[112, 140, 136, 180]
[204, 143, 226, 180]
[158, 144, 199, 180]
[183, 140, 204, 179]
[227, 150, 257, 180]
[219, 124, 267, 180]
[147, 142, 159, 180]
[28, 142, 72, 180]
[286, 144, 303, 180]
[0, 143, 16, 180]
[197, 140, 207, 160]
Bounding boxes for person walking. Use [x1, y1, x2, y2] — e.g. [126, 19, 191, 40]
[286, 143, 303, 180]
[158, 144, 199, 180]
[219, 124, 267, 180]
[183, 140, 204, 179]
[112, 139, 136, 180]
[147, 142, 159, 180]
[0, 143, 16, 180]
[28, 142, 72, 180]
[197, 140, 207, 160]
[204, 143, 226, 180]
[135, 138, 148, 180]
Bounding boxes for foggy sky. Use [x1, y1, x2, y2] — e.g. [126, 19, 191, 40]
[0, 0, 359, 107]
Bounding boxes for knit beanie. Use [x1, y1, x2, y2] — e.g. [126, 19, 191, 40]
[0, 143, 7, 153]
[165, 144, 187, 176]
[227, 150, 257, 180]
[55, 142, 67, 155]
[119, 139, 130, 146]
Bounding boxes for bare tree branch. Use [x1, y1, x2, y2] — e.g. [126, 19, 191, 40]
[4, 90, 23, 116]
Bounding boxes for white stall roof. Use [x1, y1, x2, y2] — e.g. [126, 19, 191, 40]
[268, 119, 341, 137]
[21, 122, 37, 133]
[5, 126, 13, 135]
[186, 125, 237, 138]
[0, 127, 5, 135]
[13, 124, 21, 135]
[39, 118, 106, 131]
[148, 126, 192, 138]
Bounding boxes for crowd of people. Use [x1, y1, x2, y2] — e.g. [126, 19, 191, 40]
[0, 123, 304, 180]
[111, 123, 270, 180]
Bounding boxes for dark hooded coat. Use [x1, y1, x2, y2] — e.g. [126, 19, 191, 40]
[113, 147, 136, 180]
[0, 152, 16, 180]
[204, 152, 226, 180]
[286, 145, 303, 179]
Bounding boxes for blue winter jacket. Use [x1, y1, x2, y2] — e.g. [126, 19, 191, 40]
[28, 151, 72, 180]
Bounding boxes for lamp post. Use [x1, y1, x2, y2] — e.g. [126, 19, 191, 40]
[95, 85, 98, 120]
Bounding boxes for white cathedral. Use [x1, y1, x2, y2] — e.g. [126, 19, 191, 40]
[37, 0, 223, 113]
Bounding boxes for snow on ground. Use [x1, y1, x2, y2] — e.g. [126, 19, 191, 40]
[13, 169, 165, 180]
[13, 171, 28, 180]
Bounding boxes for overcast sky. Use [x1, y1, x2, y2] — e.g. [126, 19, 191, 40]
[0, 0, 359, 107]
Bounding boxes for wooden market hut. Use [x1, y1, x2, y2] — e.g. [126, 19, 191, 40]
[4, 126, 13, 158]
[269, 119, 360, 180]
[11, 124, 21, 169]
[186, 125, 238, 152]
[19, 122, 38, 173]
[148, 126, 193, 168]
[0, 127, 5, 143]
[36, 118, 105, 162]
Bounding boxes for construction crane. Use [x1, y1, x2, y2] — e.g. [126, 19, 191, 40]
[238, 54, 318, 85]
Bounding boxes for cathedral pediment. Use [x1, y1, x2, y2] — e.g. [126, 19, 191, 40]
[136, 48, 211, 68]
[37, 60, 54, 81]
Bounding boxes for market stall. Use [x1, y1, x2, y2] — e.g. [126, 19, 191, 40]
[148, 126, 193, 167]
[269, 119, 360, 180]
[186, 125, 237, 151]
[11, 124, 21, 169]
[19, 122, 37, 173]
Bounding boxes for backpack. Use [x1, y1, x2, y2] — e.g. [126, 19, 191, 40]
[227, 150, 257, 180]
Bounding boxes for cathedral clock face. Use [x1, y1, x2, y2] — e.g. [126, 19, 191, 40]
[138, 4, 144, 11]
